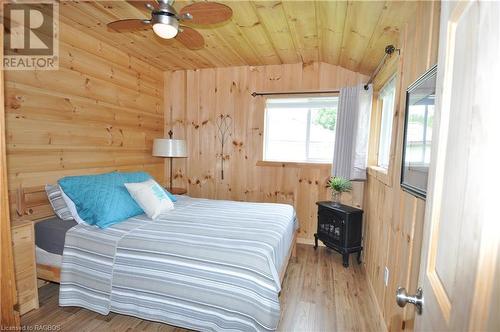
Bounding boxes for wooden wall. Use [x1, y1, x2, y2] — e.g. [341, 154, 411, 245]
[164, 62, 368, 244]
[363, 2, 440, 331]
[4, 20, 164, 219]
[1, 20, 21, 327]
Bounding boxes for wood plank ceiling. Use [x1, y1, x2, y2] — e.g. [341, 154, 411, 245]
[59, 1, 416, 75]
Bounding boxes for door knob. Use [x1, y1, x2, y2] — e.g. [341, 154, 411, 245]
[396, 287, 424, 315]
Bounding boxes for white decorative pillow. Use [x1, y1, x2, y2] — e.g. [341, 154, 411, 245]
[125, 179, 174, 220]
[60, 187, 87, 224]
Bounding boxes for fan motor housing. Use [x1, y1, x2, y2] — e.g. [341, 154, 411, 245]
[152, 11, 178, 25]
[155, 2, 177, 16]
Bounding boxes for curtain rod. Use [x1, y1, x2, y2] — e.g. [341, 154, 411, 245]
[364, 44, 400, 90]
[253, 45, 400, 95]
[251, 90, 340, 97]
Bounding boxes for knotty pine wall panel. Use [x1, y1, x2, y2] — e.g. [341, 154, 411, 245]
[4, 20, 164, 218]
[363, 2, 440, 331]
[165, 62, 368, 244]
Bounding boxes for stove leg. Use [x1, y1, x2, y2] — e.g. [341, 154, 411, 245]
[342, 253, 349, 268]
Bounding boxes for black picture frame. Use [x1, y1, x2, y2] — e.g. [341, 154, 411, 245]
[400, 64, 437, 199]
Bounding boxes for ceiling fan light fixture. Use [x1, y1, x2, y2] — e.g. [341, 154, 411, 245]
[152, 13, 178, 39]
[153, 23, 178, 39]
[108, 1, 233, 49]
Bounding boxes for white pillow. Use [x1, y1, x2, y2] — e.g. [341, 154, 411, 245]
[124, 179, 174, 220]
[60, 187, 87, 224]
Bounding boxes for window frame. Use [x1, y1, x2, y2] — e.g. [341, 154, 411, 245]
[262, 94, 339, 164]
[367, 71, 399, 186]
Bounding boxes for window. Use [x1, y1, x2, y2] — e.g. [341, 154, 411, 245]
[263, 96, 338, 163]
[377, 77, 397, 169]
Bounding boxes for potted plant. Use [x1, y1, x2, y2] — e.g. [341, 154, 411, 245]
[327, 176, 352, 206]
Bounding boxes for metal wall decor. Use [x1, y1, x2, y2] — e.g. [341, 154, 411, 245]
[216, 114, 232, 180]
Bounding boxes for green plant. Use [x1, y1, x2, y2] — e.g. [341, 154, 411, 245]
[314, 108, 338, 131]
[327, 176, 352, 194]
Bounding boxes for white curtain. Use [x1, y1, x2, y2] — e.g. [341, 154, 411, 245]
[332, 84, 373, 180]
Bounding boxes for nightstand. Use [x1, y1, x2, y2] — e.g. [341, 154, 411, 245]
[168, 187, 187, 195]
[11, 220, 39, 314]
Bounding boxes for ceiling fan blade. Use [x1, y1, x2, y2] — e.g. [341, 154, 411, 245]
[179, 2, 232, 25]
[107, 19, 151, 32]
[127, 0, 160, 12]
[176, 27, 205, 50]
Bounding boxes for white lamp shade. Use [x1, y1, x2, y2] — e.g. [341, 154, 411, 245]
[153, 138, 187, 158]
[152, 23, 178, 39]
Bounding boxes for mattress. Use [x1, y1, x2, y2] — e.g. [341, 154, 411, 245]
[35, 245, 62, 267]
[34, 216, 77, 255]
[59, 196, 298, 331]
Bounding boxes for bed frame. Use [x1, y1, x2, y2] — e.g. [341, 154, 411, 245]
[37, 264, 61, 283]
[13, 186, 297, 285]
[280, 233, 297, 283]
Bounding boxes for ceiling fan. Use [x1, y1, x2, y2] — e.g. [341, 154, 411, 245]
[107, 0, 233, 50]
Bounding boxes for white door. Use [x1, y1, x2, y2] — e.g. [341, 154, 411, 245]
[397, 1, 500, 331]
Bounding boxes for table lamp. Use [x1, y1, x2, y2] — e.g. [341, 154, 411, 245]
[152, 130, 187, 191]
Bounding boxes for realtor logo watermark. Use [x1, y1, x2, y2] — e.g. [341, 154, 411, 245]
[2, 0, 59, 70]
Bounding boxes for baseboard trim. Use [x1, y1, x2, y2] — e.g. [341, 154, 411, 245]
[363, 265, 388, 332]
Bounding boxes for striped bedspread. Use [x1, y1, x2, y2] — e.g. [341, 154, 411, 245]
[59, 196, 298, 331]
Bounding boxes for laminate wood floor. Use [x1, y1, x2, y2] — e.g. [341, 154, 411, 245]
[21, 244, 385, 332]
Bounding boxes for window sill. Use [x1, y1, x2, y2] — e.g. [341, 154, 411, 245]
[368, 165, 388, 175]
[256, 160, 331, 169]
[367, 165, 392, 186]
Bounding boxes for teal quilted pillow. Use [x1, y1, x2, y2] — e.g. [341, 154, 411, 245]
[58, 172, 145, 228]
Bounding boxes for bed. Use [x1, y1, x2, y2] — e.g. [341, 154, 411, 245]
[34, 216, 77, 282]
[17, 187, 297, 331]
